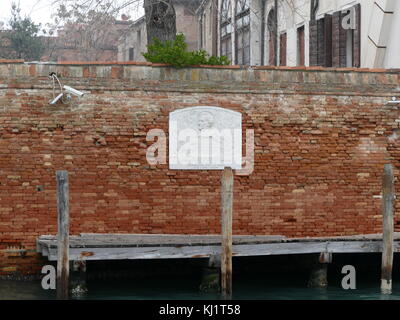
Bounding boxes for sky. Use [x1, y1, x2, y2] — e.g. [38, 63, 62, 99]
[0, 0, 144, 30]
[0, 0, 56, 28]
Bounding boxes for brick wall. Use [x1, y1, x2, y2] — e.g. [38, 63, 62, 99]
[0, 60, 399, 275]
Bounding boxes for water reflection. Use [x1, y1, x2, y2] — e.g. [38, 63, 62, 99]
[1, 276, 400, 300]
[0, 280, 56, 300]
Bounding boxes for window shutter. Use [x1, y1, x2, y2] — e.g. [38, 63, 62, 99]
[332, 11, 340, 67]
[309, 20, 318, 66]
[317, 18, 325, 66]
[353, 3, 361, 67]
[310, 15, 332, 67]
[324, 14, 333, 67]
[268, 31, 275, 65]
[279, 33, 287, 66]
[339, 11, 347, 67]
[298, 26, 305, 66]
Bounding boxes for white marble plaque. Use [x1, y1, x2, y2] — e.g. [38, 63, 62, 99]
[169, 106, 242, 170]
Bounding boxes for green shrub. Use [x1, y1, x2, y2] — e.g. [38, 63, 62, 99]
[143, 34, 230, 68]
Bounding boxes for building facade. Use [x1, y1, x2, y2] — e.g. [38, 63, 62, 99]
[118, 0, 201, 62]
[197, 0, 219, 57]
[0, 17, 131, 62]
[48, 19, 131, 62]
[118, 16, 147, 62]
[197, 0, 400, 68]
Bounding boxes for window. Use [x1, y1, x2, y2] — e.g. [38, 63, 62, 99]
[199, 14, 204, 48]
[235, 0, 250, 65]
[128, 47, 134, 61]
[352, 4, 361, 68]
[137, 30, 141, 45]
[309, 4, 360, 68]
[203, 12, 207, 48]
[267, 8, 276, 66]
[297, 26, 305, 66]
[346, 29, 354, 67]
[309, 15, 333, 67]
[220, 0, 232, 61]
[209, 6, 213, 32]
[331, 4, 361, 67]
[279, 33, 287, 66]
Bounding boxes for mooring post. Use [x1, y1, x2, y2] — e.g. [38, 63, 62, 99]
[308, 252, 332, 288]
[56, 170, 70, 300]
[381, 164, 395, 294]
[199, 255, 221, 293]
[221, 167, 233, 299]
[70, 260, 88, 296]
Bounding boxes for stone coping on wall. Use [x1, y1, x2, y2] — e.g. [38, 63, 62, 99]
[1, 59, 399, 73]
[0, 59, 399, 95]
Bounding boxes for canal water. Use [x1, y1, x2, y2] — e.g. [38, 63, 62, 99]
[1, 254, 400, 300]
[1, 276, 400, 300]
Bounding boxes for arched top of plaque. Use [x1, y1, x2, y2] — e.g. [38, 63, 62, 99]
[169, 106, 242, 170]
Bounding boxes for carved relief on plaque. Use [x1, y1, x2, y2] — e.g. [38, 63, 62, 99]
[169, 106, 242, 170]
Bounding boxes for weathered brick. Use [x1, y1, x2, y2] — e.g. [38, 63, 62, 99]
[0, 63, 399, 275]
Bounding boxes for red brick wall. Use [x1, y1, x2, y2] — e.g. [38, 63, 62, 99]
[0, 60, 399, 275]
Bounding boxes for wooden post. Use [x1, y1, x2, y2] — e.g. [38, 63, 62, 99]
[221, 167, 233, 299]
[199, 255, 221, 293]
[70, 260, 88, 296]
[56, 171, 70, 300]
[308, 252, 332, 288]
[381, 164, 395, 294]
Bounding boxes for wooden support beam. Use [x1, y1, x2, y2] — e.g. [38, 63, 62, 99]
[38, 235, 400, 262]
[221, 167, 233, 299]
[381, 164, 395, 294]
[56, 171, 70, 300]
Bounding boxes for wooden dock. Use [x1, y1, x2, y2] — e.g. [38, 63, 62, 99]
[36, 233, 400, 262]
[43, 165, 397, 298]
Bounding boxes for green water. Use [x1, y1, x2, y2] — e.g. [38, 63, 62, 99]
[1, 254, 400, 300]
[1, 274, 400, 300]
[84, 277, 400, 300]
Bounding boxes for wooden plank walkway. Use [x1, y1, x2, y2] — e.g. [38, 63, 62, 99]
[36, 233, 400, 262]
